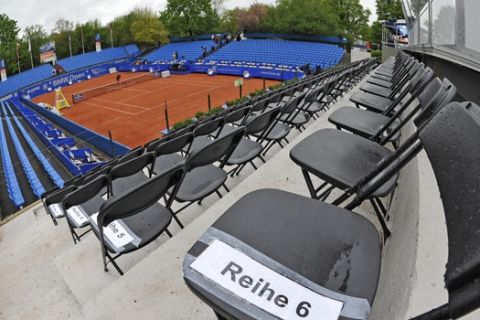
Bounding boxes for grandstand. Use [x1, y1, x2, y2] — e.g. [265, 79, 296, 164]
[0, 64, 54, 97]
[57, 45, 140, 72]
[144, 40, 215, 62]
[206, 39, 345, 69]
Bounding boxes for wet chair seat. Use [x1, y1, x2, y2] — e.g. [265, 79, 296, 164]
[183, 189, 381, 320]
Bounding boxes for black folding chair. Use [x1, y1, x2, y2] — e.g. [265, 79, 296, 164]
[329, 72, 440, 146]
[109, 152, 155, 197]
[182, 100, 480, 320]
[62, 174, 109, 244]
[90, 164, 184, 275]
[225, 107, 282, 177]
[290, 78, 456, 238]
[173, 127, 246, 225]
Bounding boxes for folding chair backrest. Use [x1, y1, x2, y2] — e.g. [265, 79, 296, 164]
[193, 117, 224, 137]
[45, 185, 77, 207]
[83, 165, 112, 185]
[245, 106, 282, 135]
[186, 126, 245, 171]
[154, 132, 193, 156]
[414, 78, 457, 128]
[62, 174, 109, 211]
[99, 164, 185, 226]
[225, 106, 250, 124]
[120, 146, 144, 163]
[418, 101, 480, 319]
[109, 152, 156, 181]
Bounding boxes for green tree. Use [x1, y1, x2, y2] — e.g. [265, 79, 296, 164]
[376, 0, 404, 20]
[160, 0, 220, 36]
[130, 8, 169, 47]
[261, 0, 340, 36]
[330, 0, 371, 42]
[0, 13, 21, 74]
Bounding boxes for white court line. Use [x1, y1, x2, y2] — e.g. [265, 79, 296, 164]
[93, 97, 150, 110]
[82, 100, 139, 116]
[120, 83, 178, 103]
[140, 83, 228, 113]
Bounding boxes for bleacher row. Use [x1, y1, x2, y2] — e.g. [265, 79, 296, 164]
[206, 40, 345, 69]
[14, 100, 105, 175]
[0, 100, 65, 209]
[144, 39, 344, 71]
[0, 97, 109, 213]
[0, 45, 139, 98]
[41, 52, 480, 319]
[57, 45, 140, 72]
[145, 40, 215, 62]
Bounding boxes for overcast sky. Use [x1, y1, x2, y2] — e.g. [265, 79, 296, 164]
[1, 0, 378, 34]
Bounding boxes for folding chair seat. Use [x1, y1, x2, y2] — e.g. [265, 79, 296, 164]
[150, 132, 191, 175]
[278, 93, 310, 131]
[73, 164, 184, 275]
[225, 107, 282, 176]
[184, 189, 380, 320]
[329, 77, 454, 145]
[182, 101, 480, 320]
[109, 152, 155, 196]
[173, 127, 246, 224]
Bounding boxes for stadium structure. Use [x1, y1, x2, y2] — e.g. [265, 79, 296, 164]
[0, 1, 479, 320]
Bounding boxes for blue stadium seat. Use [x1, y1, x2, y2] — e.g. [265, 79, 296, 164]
[57, 45, 140, 72]
[206, 39, 344, 70]
[0, 64, 54, 97]
[145, 40, 215, 62]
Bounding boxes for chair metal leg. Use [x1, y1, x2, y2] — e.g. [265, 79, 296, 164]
[369, 199, 391, 241]
[223, 184, 230, 192]
[215, 190, 223, 198]
[106, 251, 124, 276]
[165, 228, 173, 238]
[301, 170, 318, 199]
[259, 155, 266, 163]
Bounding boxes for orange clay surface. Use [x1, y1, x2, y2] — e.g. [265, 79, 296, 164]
[33, 72, 279, 148]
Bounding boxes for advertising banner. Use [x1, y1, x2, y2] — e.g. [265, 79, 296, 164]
[40, 41, 57, 64]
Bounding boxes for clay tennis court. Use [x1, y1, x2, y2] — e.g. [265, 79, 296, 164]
[33, 73, 279, 147]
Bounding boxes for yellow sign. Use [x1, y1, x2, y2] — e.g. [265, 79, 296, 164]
[234, 78, 243, 87]
[55, 88, 70, 112]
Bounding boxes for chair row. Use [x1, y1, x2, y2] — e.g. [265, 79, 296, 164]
[182, 53, 480, 320]
[41, 58, 377, 275]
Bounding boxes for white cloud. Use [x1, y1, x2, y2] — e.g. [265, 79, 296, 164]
[2, 0, 377, 33]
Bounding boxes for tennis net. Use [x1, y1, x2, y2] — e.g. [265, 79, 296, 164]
[72, 73, 156, 104]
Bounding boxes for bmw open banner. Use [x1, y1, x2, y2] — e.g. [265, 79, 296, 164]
[0, 60, 7, 82]
[40, 41, 57, 64]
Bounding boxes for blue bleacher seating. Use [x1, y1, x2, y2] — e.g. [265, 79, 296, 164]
[0, 104, 25, 207]
[57, 45, 140, 72]
[145, 40, 215, 62]
[2, 102, 45, 198]
[0, 64, 54, 98]
[206, 39, 345, 69]
[9, 100, 64, 188]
